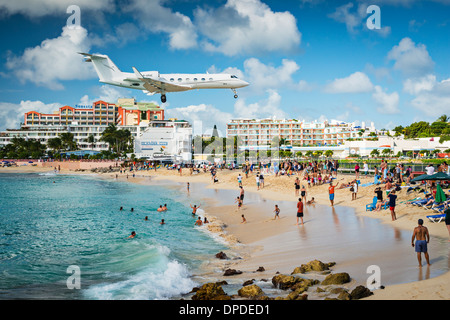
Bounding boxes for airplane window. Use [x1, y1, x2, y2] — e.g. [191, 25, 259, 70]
[209, 78, 213, 81]
[201, 78, 205, 81]
[186, 78, 190, 81]
[193, 78, 197, 81]
[178, 78, 182, 81]
[170, 78, 174, 82]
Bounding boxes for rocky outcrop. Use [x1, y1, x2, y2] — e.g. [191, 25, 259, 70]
[291, 260, 336, 274]
[223, 268, 243, 276]
[321, 272, 351, 285]
[191, 283, 231, 300]
[350, 285, 373, 300]
[238, 284, 265, 298]
[215, 251, 228, 259]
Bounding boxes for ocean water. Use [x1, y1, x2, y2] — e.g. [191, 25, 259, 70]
[0, 172, 227, 300]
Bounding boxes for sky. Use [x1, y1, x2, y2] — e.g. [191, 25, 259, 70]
[0, 0, 450, 136]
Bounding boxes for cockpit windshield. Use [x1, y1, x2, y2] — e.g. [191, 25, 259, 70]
[231, 75, 238, 79]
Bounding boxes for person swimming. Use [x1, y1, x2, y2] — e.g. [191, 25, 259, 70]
[127, 231, 136, 239]
[157, 205, 164, 212]
[190, 204, 200, 215]
[162, 204, 167, 211]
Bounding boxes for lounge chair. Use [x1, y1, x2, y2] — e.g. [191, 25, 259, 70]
[426, 214, 446, 223]
[366, 196, 377, 211]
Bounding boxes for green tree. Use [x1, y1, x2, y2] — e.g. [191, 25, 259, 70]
[370, 149, 380, 158]
[60, 132, 77, 151]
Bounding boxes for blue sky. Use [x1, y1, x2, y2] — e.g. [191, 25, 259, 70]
[1, 0, 450, 135]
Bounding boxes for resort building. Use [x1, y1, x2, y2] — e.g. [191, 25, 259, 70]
[226, 118, 364, 147]
[132, 120, 193, 162]
[0, 99, 182, 155]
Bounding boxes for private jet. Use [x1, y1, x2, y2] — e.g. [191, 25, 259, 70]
[80, 53, 249, 103]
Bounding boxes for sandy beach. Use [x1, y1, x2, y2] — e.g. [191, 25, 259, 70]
[2, 163, 449, 300]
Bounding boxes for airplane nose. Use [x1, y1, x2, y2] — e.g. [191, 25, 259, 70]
[240, 80, 249, 87]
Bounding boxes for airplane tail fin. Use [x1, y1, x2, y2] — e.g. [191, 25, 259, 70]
[79, 53, 123, 82]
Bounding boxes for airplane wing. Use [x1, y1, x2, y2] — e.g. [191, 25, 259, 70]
[130, 67, 192, 93]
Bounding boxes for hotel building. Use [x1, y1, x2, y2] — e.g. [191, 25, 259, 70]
[226, 118, 363, 148]
[0, 99, 168, 152]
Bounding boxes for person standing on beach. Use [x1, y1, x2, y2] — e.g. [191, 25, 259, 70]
[387, 190, 397, 221]
[351, 180, 358, 201]
[300, 185, 307, 203]
[256, 174, 260, 190]
[296, 198, 304, 226]
[411, 219, 431, 267]
[237, 174, 242, 187]
[187, 182, 190, 193]
[328, 182, 338, 206]
[239, 186, 245, 204]
[294, 177, 300, 196]
[445, 205, 450, 241]
[235, 196, 242, 211]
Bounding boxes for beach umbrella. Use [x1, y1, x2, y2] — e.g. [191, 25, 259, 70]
[427, 172, 450, 180]
[411, 173, 431, 182]
[435, 184, 447, 203]
[411, 172, 450, 182]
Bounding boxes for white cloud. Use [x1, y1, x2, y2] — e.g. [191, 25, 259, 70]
[403, 74, 436, 95]
[0, 0, 114, 18]
[372, 85, 400, 114]
[324, 72, 374, 93]
[409, 77, 450, 117]
[124, 0, 198, 50]
[5, 26, 94, 90]
[328, 2, 364, 33]
[387, 37, 435, 77]
[233, 89, 287, 119]
[167, 90, 288, 135]
[0, 100, 62, 131]
[168, 104, 233, 136]
[210, 58, 310, 93]
[195, 0, 301, 56]
[78, 85, 131, 106]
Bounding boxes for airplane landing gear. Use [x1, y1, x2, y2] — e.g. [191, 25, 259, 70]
[161, 94, 167, 103]
[232, 89, 238, 99]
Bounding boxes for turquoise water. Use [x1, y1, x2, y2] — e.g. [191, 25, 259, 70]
[0, 173, 226, 299]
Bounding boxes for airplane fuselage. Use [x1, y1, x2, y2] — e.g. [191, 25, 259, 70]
[107, 72, 248, 92]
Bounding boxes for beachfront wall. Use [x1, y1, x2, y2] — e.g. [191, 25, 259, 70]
[14, 160, 123, 171]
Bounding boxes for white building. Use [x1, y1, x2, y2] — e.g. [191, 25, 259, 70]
[133, 120, 192, 162]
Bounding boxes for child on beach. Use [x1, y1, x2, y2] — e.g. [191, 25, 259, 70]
[235, 196, 242, 211]
[241, 214, 247, 224]
[274, 205, 280, 219]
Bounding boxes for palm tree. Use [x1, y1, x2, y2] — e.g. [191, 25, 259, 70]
[60, 132, 77, 151]
[438, 114, 449, 123]
[87, 134, 95, 150]
[324, 150, 333, 158]
[47, 137, 63, 154]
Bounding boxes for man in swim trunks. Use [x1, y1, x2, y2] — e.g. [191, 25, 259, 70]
[239, 186, 245, 204]
[190, 204, 200, 216]
[328, 182, 339, 206]
[296, 198, 304, 226]
[411, 219, 431, 267]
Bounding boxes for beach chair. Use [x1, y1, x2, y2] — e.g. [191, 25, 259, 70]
[366, 197, 377, 211]
[426, 214, 446, 223]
